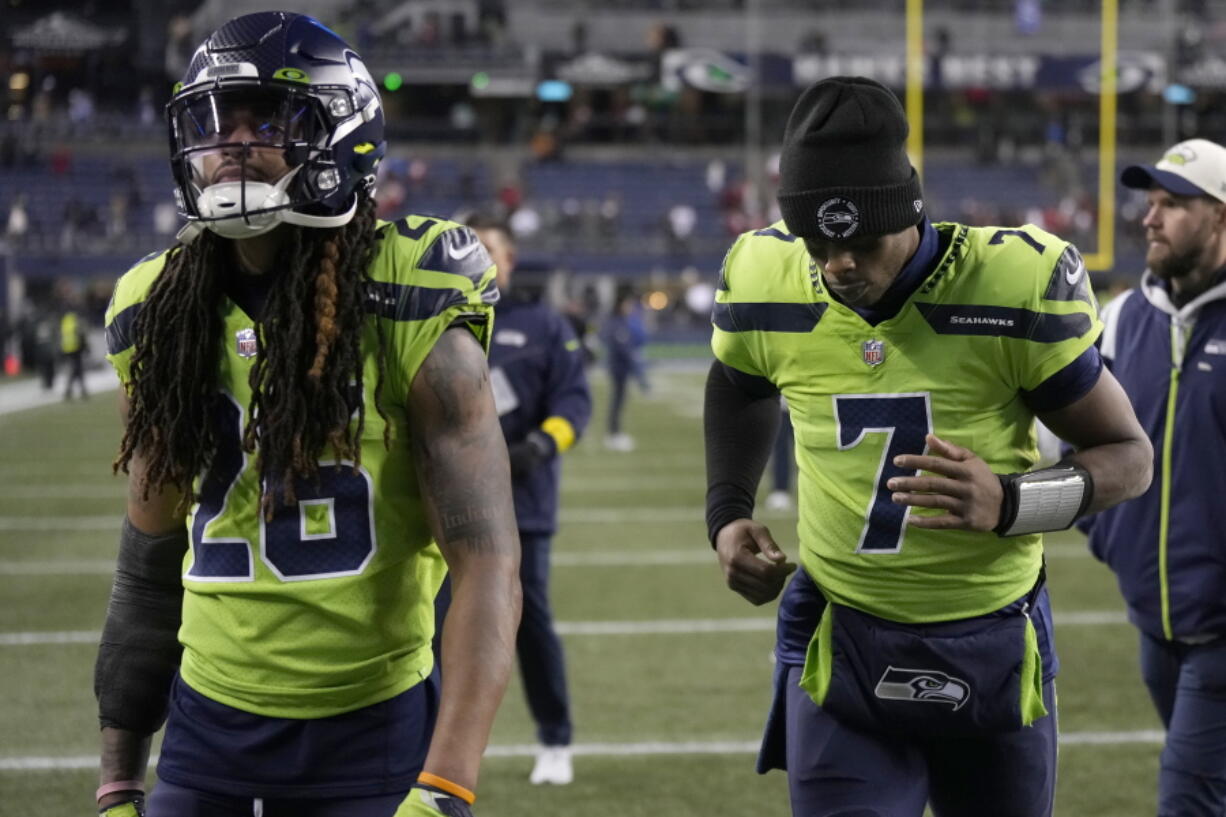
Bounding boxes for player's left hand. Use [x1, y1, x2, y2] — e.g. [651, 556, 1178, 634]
[98, 796, 145, 817]
[887, 433, 1004, 532]
[393, 786, 475, 817]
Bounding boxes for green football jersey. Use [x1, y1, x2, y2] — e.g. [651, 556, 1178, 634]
[105, 215, 497, 718]
[712, 221, 1101, 623]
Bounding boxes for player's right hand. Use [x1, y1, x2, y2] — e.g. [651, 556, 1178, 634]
[714, 518, 796, 606]
[393, 786, 475, 817]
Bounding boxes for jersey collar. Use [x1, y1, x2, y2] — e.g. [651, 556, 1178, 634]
[846, 216, 940, 325]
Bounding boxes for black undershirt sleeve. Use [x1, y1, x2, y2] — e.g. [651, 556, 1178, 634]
[704, 360, 781, 546]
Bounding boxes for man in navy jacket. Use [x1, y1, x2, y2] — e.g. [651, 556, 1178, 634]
[1087, 138, 1226, 816]
[469, 216, 591, 785]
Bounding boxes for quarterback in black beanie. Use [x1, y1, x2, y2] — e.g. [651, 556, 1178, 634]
[703, 75, 1152, 816]
[778, 76, 926, 308]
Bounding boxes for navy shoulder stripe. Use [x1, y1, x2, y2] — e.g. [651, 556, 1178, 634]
[753, 228, 797, 242]
[916, 303, 1091, 342]
[366, 280, 496, 322]
[1043, 245, 1094, 306]
[395, 217, 438, 240]
[106, 303, 141, 355]
[713, 302, 827, 333]
[418, 227, 494, 283]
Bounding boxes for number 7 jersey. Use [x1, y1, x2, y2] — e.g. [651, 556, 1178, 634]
[712, 221, 1101, 623]
[104, 216, 497, 718]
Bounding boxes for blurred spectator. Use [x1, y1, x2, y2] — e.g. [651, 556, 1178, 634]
[509, 203, 542, 240]
[600, 288, 649, 452]
[530, 127, 563, 162]
[5, 195, 30, 246]
[33, 310, 57, 391]
[666, 203, 696, 260]
[67, 88, 95, 124]
[60, 308, 88, 401]
[598, 192, 621, 249]
[0, 133, 16, 168]
[153, 201, 179, 236]
[50, 146, 73, 176]
[106, 191, 131, 246]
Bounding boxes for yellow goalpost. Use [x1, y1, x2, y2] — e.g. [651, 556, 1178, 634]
[904, 0, 1118, 271]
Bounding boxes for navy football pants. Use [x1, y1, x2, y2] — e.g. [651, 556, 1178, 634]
[148, 782, 405, 816]
[784, 665, 1057, 817]
[1140, 631, 1226, 817]
[517, 532, 573, 746]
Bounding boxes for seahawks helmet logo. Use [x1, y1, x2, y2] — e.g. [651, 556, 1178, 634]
[816, 197, 860, 239]
[875, 666, 970, 711]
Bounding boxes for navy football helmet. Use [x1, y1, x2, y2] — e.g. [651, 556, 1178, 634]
[167, 11, 386, 240]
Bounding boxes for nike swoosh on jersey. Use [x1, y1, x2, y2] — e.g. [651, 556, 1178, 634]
[448, 241, 481, 260]
[1065, 260, 1086, 286]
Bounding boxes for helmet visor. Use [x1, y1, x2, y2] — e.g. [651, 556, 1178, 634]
[173, 86, 322, 150]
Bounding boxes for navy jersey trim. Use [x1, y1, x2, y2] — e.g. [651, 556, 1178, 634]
[1043, 245, 1094, 306]
[106, 303, 141, 355]
[713, 302, 828, 333]
[1022, 345, 1104, 413]
[916, 303, 1091, 342]
[366, 281, 479, 322]
[417, 227, 493, 283]
[394, 217, 438, 240]
[753, 227, 797, 242]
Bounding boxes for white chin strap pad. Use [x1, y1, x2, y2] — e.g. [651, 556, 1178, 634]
[196, 179, 291, 239]
[193, 169, 358, 239]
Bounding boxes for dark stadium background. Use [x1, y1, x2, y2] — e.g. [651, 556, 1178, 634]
[0, 1, 1210, 814]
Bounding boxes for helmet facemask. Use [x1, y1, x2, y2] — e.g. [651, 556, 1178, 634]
[168, 83, 361, 240]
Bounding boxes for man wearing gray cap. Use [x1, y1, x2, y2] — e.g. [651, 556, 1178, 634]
[703, 76, 1153, 816]
[1082, 138, 1226, 817]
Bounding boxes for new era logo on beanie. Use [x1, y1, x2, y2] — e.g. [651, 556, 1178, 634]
[1120, 138, 1226, 203]
[777, 76, 925, 240]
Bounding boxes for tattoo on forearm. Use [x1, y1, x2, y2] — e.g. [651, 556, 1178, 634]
[436, 501, 505, 555]
[413, 329, 516, 557]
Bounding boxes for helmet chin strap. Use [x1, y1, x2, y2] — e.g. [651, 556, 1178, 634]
[190, 166, 356, 241]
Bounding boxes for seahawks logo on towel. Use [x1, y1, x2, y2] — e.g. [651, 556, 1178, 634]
[875, 666, 970, 711]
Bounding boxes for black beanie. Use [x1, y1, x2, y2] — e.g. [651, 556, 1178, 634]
[777, 76, 924, 240]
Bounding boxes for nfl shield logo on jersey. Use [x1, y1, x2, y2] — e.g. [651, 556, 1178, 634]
[235, 327, 258, 359]
[862, 339, 885, 366]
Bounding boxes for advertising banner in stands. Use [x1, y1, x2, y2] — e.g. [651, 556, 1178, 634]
[1179, 56, 1226, 88]
[780, 52, 1166, 94]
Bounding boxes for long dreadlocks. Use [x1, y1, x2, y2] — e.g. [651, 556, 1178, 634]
[114, 191, 387, 517]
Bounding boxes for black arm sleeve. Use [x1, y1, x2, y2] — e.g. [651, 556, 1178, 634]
[95, 518, 187, 734]
[704, 360, 781, 546]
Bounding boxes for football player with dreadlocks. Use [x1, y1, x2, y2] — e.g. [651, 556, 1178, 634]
[95, 12, 519, 817]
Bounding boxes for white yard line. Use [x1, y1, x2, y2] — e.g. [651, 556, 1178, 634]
[0, 730, 1168, 771]
[0, 486, 125, 500]
[0, 609, 1131, 647]
[0, 369, 119, 417]
[0, 561, 118, 575]
[0, 545, 1094, 574]
[0, 508, 716, 531]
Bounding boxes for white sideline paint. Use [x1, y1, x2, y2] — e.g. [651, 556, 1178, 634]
[0, 507, 710, 531]
[0, 544, 1093, 575]
[0, 730, 1169, 771]
[0, 609, 1131, 647]
[0, 511, 1112, 539]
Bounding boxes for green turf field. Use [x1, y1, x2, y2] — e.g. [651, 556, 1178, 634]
[0, 365, 1162, 816]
